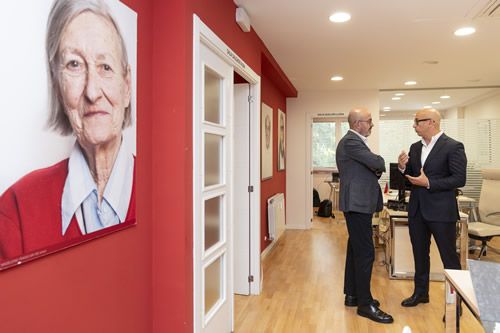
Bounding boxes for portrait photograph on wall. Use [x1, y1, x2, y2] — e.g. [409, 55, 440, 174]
[261, 103, 273, 180]
[0, 0, 137, 271]
[278, 109, 286, 171]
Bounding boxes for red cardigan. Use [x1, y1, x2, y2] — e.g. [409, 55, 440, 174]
[0, 159, 136, 266]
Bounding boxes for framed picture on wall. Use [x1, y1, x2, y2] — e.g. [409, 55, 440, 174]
[0, 0, 137, 271]
[261, 103, 273, 180]
[278, 109, 286, 171]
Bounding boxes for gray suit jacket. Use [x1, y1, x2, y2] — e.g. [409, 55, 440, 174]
[336, 130, 386, 214]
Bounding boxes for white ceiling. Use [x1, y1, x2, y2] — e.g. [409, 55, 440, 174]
[234, 0, 500, 112]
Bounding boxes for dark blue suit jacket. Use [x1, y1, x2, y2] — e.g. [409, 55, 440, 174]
[405, 133, 467, 222]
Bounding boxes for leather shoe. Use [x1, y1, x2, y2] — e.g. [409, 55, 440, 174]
[401, 293, 429, 307]
[357, 304, 394, 324]
[345, 295, 380, 307]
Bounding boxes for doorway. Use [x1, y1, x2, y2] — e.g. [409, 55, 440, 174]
[193, 16, 261, 333]
[306, 115, 349, 224]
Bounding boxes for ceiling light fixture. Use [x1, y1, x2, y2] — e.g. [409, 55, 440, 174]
[330, 76, 343, 81]
[454, 27, 476, 36]
[440, 95, 451, 99]
[394, 93, 405, 96]
[423, 105, 432, 109]
[404, 80, 417, 86]
[432, 101, 441, 105]
[392, 97, 401, 100]
[329, 12, 351, 23]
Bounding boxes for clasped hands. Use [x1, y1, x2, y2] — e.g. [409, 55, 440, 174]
[398, 151, 430, 188]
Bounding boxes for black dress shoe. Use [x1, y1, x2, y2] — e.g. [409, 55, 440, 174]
[357, 304, 394, 324]
[401, 293, 429, 307]
[344, 295, 380, 307]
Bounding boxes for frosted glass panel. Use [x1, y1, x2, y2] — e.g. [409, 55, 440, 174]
[205, 196, 222, 250]
[204, 67, 221, 124]
[312, 122, 336, 168]
[205, 256, 223, 315]
[205, 133, 222, 186]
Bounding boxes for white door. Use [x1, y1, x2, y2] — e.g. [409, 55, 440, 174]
[233, 83, 251, 295]
[194, 42, 234, 333]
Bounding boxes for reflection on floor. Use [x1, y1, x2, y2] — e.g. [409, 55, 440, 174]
[234, 211, 495, 333]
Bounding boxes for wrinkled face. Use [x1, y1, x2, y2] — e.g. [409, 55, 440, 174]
[58, 12, 130, 147]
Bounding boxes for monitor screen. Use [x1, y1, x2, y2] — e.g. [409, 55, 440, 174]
[389, 163, 411, 190]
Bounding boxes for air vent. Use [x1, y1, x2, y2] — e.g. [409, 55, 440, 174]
[469, 0, 500, 18]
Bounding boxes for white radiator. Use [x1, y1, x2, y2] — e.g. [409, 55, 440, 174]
[267, 193, 286, 241]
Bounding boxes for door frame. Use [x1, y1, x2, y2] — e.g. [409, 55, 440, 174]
[305, 112, 347, 226]
[193, 15, 261, 332]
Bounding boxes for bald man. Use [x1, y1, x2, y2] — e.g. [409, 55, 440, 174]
[336, 108, 393, 324]
[398, 109, 466, 307]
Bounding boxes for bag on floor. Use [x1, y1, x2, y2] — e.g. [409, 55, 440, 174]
[317, 199, 332, 217]
[313, 188, 321, 207]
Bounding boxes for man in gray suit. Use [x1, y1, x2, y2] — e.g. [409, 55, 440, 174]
[336, 108, 393, 324]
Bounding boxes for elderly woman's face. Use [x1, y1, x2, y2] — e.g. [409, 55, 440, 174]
[58, 12, 130, 147]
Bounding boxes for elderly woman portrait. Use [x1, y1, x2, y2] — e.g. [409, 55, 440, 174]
[0, 0, 136, 265]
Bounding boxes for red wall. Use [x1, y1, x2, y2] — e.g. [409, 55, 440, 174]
[260, 73, 288, 251]
[0, 0, 153, 332]
[0, 1, 294, 332]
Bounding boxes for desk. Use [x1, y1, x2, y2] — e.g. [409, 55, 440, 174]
[381, 209, 469, 280]
[325, 181, 339, 212]
[457, 195, 478, 222]
[444, 269, 480, 333]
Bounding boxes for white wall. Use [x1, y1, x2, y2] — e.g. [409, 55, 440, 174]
[464, 91, 500, 119]
[286, 90, 379, 229]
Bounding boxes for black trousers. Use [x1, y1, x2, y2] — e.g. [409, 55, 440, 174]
[343, 211, 374, 306]
[409, 210, 461, 295]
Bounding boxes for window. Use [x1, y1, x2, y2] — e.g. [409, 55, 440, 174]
[312, 120, 349, 169]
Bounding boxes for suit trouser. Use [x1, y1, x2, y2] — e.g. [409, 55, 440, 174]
[409, 210, 461, 295]
[343, 211, 374, 306]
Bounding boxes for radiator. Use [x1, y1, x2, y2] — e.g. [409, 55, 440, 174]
[267, 193, 286, 241]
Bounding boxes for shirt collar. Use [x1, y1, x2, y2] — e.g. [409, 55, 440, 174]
[61, 137, 134, 235]
[421, 130, 444, 147]
[349, 129, 368, 144]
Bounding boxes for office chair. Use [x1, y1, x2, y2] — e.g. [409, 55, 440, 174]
[468, 169, 500, 259]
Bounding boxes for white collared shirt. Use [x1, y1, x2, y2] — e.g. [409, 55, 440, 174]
[349, 129, 368, 145]
[61, 137, 134, 235]
[420, 131, 444, 167]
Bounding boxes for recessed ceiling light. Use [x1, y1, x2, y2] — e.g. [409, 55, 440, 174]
[383, 107, 391, 111]
[432, 101, 441, 105]
[422, 60, 439, 65]
[392, 97, 401, 100]
[330, 76, 343, 81]
[404, 80, 417, 86]
[329, 12, 351, 23]
[423, 105, 432, 109]
[440, 95, 451, 99]
[394, 93, 405, 96]
[454, 27, 476, 36]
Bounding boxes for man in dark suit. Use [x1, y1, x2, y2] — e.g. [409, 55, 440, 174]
[336, 108, 393, 324]
[398, 108, 466, 307]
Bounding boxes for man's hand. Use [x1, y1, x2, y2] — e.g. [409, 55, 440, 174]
[398, 150, 409, 170]
[406, 168, 430, 188]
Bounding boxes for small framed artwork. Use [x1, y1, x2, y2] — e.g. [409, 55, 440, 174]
[278, 109, 286, 171]
[261, 103, 273, 180]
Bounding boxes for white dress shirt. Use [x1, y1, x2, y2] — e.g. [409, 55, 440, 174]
[420, 131, 444, 167]
[61, 137, 134, 235]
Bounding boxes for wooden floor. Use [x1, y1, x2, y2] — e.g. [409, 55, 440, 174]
[234, 212, 500, 333]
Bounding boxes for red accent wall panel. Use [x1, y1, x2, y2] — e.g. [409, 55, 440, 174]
[151, 0, 194, 332]
[260, 73, 287, 251]
[0, 1, 153, 332]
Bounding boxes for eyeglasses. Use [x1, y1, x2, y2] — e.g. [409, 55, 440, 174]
[414, 118, 432, 125]
[358, 119, 373, 125]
